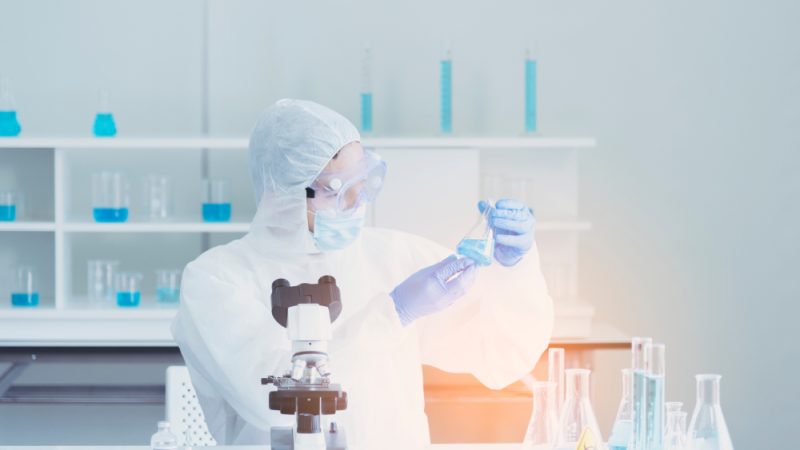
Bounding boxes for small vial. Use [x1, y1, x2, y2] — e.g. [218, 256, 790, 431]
[202, 179, 231, 222]
[92, 90, 117, 137]
[0, 76, 21, 137]
[155, 269, 181, 304]
[525, 45, 538, 133]
[360, 44, 373, 133]
[0, 191, 17, 221]
[115, 272, 143, 307]
[92, 171, 130, 223]
[11, 266, 39, 307]
[440, 42, 453, 134]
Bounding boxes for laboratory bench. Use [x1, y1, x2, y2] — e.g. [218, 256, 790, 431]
[0, 446, 523, 450]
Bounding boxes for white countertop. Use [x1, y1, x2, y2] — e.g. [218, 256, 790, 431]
[0, 446, 522, 450]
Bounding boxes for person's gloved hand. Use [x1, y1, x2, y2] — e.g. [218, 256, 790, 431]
[390, 255, 477, 326]
[478, 198, 535, 267]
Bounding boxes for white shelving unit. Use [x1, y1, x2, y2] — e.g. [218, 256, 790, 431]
[0, 136, 596, 343]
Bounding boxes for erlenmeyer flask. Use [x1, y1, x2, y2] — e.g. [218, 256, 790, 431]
[665, 410, 688, 450]
[555, 369, 606, 450]
[0, 76, 21, 137]
[456, 199, 494, 266]
[93, 90, 117, 137]
[608, 369, 633, 450]
[687, 374, 733, 450]
[524, 381, 559, 450]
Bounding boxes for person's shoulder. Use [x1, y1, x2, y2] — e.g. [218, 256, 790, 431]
[184, 236, 251, 280]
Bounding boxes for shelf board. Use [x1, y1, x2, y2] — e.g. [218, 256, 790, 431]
[62, 221, 250, 233]
[0, 136, 596, 150]
[0, 221, 56, 231]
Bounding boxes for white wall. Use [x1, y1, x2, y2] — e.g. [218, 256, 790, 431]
[1, 0, 798, 447]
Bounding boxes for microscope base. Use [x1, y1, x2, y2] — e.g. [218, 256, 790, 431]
[270, 426, 347, 450]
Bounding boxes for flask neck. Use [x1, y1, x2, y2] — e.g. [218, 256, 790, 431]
[531, 382, 556, 413]
[565, 369, 591, 400]
[696, 375, 721, 405]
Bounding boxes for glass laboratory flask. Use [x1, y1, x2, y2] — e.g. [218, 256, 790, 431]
[555, 369, 605, 450]
[456, 200, 494, 266]
[92, 90, 117, 137]
[665, 410, 688, 450]
[608, 369, 633, 450]
[150, 421, 179, 450]
[687, 374, 733, 450]
[524, 381, 559, 450]
[0, 76, 21, 137]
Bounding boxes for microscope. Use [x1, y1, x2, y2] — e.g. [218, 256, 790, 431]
[261, 276, 348, 450]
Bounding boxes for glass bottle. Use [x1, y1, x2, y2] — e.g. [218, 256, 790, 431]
[687, 374, 733, 450]
[608, 369, 633, 450]
[524, 381, 559, 450]
[665, 410, 688, 450]
[456, 199, 494, 266]
[555, 369, 605, 450]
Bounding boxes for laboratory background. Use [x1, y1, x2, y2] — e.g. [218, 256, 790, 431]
[0, 0, 797, 449]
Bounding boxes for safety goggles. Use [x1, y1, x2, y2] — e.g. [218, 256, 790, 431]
[306, 149, 387, 216]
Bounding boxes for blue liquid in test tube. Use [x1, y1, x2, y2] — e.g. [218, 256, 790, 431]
[0, 204, 16, 221]
[525, 57, 537, 133]
[645, 374, 665, 450]
[440, 55, 452, 134]
[202, 203, 231, 222]
[11, 292, 39, 307]
[360, 92, 373, 133]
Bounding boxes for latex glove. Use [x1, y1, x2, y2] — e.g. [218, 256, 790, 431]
[390, 255, 477, 327]
[478, 198, 535, 267]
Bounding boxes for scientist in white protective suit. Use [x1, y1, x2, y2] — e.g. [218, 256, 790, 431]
[171, 99, 554, 448]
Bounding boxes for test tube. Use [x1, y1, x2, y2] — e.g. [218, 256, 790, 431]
[524, 45, 537, 133]
[155, 269, 181, 304]
[631, 337, 652, 450]
[0, 191, 17, 221]
[548, 347, 565, 418]
[88, 260, 119, 301]
[115, 272, 142, 307]
[360, 43, 373, 133]
[92, 171, 129, 222]
[645, 343, 666, 450]
[440, 42, 453, 134]
[202, 179, 231, 222]
[11, 266, 39, 307]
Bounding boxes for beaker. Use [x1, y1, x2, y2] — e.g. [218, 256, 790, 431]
[687, 374, 733, 450]
[631, 337, 653, 450]
[608, 369, 633, 450]
[144, 175, 172, 221]
[645, 343, 666, 450]
[0, 76, 21, 137]
[456, 200, 494, 266]
[555, 369, 605, 450]
[88, 260, 119, 301]
[92, 171, 130, 222]
[665, 410, 687, 450]
[0, 191, 17, 221]
[92, 90, 117, 137]
[155, 269, 181, 304]
[11, 266, 39, 307]
[548, 347, 565, 418]
[202, 179, 231, 222]
[115, 272, 142, 307]
[524, 381, 559, 450]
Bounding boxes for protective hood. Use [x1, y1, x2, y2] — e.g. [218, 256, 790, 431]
[247, 99, 361, 255]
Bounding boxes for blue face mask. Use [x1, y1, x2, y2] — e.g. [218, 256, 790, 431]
[312, 206, 366, 251]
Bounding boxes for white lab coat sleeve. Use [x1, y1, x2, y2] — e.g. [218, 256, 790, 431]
[329, 292, 409, 355]
[416, 240, 554, 390]
[171, 260, 287, 429]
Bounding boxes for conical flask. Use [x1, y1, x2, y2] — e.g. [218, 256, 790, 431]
[687, 374, 733, 450]
[524, 381, 559, 450]
[555, 369, 606, 450]
[456, 199, 494, 266]
[0, 76, 21, 137]
[608, 369, 633, 450]
[665, 410, 688, 450]
[93, 90, 117, 137]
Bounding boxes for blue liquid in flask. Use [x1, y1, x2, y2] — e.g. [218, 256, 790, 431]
[361, 92, 373, 133]
[608, 419, 632, 450]
[0, 204, 16, 221]
[116, 291, 141, 307]
[93, 113, 117, 137]
[440, 59, 452, 134]
[11, 292, 39, 307]
[202, 203, 231, 222]
[0, 110, 21, 136]
[457, 239, 492, 266]
[157, 287, 180, 304]
[93, 207, 129, 223]
[525, 58, 537, 133]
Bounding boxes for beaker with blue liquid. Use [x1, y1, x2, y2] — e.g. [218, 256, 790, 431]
[92, 171, 129, 222]
[456, 200, 494, 266]
[0, 76, 21, 137]
[155, 269, 181, 304]
[0, 191, 17, 221]
[92, 90, 117, 137]
[11, 266, 39, 307]
[202, 179, 231, 222]
[115, 272, 142, 307]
